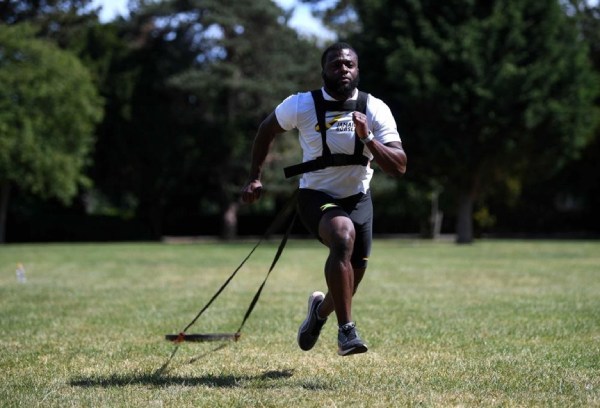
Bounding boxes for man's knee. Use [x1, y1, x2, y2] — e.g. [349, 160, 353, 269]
[321, 216, 355, 258]
[330, 228, 355, 257]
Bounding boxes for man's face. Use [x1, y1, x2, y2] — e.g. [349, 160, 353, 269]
[322, 48, 360, 99]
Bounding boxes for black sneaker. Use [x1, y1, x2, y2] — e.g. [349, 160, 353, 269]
[297, 291, 327, 351]
[337, 322, 368, 356]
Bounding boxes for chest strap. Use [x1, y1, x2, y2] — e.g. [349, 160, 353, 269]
[283, 90, 369, 178]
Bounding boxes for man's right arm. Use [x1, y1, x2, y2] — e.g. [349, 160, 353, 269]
[241, 111, 286, 203]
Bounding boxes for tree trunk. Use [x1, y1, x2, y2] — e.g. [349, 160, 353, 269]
[148, 205, 164, 240]
[221, 201, 239, 240]
[0, 181, 10, 244]
[455, 191, 474, 244]
[428, 189, 443, 239]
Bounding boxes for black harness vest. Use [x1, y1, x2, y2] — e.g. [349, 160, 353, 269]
[283, 89, 369, 178]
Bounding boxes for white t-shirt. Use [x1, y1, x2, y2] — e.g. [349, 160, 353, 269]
[275, 88, 401, 198]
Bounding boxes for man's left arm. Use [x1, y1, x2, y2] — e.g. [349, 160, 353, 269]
[365, 139, 407, 177]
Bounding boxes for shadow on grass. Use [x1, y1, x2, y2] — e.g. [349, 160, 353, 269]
[70, 343, 296, 388]
[70, 369, 295, 388]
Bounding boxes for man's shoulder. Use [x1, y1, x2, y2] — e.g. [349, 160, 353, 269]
[364, 92, 393, 112]
[280, 90, 315, 104]
[280, 90, 319, 112]
[299, 89, 321, 102]
[275, 90, 318, 128]
[363, 91, 383, 104]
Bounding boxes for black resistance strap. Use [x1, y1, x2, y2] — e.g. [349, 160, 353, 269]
[165, 190, 298, 344]
[284, 90, 369, 178]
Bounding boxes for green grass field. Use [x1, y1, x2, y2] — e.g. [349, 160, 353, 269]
[1, 239, 598, 407]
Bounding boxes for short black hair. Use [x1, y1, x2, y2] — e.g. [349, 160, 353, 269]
[320, 42, 358, 69]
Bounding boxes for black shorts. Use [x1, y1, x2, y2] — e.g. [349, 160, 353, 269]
[297, 188, 373, 268]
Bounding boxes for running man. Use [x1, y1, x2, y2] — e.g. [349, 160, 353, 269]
[241, 42, 407, 356]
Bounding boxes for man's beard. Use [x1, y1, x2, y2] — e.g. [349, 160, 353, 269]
[322, 72, 360, 99]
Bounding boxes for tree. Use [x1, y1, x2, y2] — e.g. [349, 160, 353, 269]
[97, 0, 321, 239]
[0, 0, 95, 22]
[0, 24, 103, 242]
[538, 0, 600, 233]
[0, 0, 100, 48]
[311, 0, 599, 242]
[165, 0, 322, 238]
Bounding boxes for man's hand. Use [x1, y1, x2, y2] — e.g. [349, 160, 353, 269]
[352, 111, 369, 139]
[241, 179, 263, 204]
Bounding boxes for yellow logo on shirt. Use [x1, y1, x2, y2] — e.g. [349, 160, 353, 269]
[315, 114, 345, 132]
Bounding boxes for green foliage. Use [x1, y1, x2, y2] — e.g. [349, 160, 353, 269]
[4, 0, 599, 241]
[355, 0, 597, 190]
[0, 24, 103, 202]
[164, 0, 322, 199]
[565, 1, 600, 71]
[0, 0, 101, 49]
[541, 1, 600, 227]
[312, 0, 599, 240]
[301, 0, 360, 39]
[92, 0, 322, 235]
[0, 0, 96, 24]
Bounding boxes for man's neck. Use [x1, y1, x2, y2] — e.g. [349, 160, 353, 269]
[322, 87, 357, 101]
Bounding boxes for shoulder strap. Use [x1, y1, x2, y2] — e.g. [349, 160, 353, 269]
[310, 89, 331, 157]
[353, 91, 369, 156]
[355, 91, 368, 113]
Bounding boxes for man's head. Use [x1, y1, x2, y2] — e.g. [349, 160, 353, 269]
[321, 42, 360, 100]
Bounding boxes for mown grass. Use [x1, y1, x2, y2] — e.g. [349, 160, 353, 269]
[0, 239, 598, 407]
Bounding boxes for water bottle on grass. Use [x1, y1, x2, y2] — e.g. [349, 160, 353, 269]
[16, 263, 26, 283]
